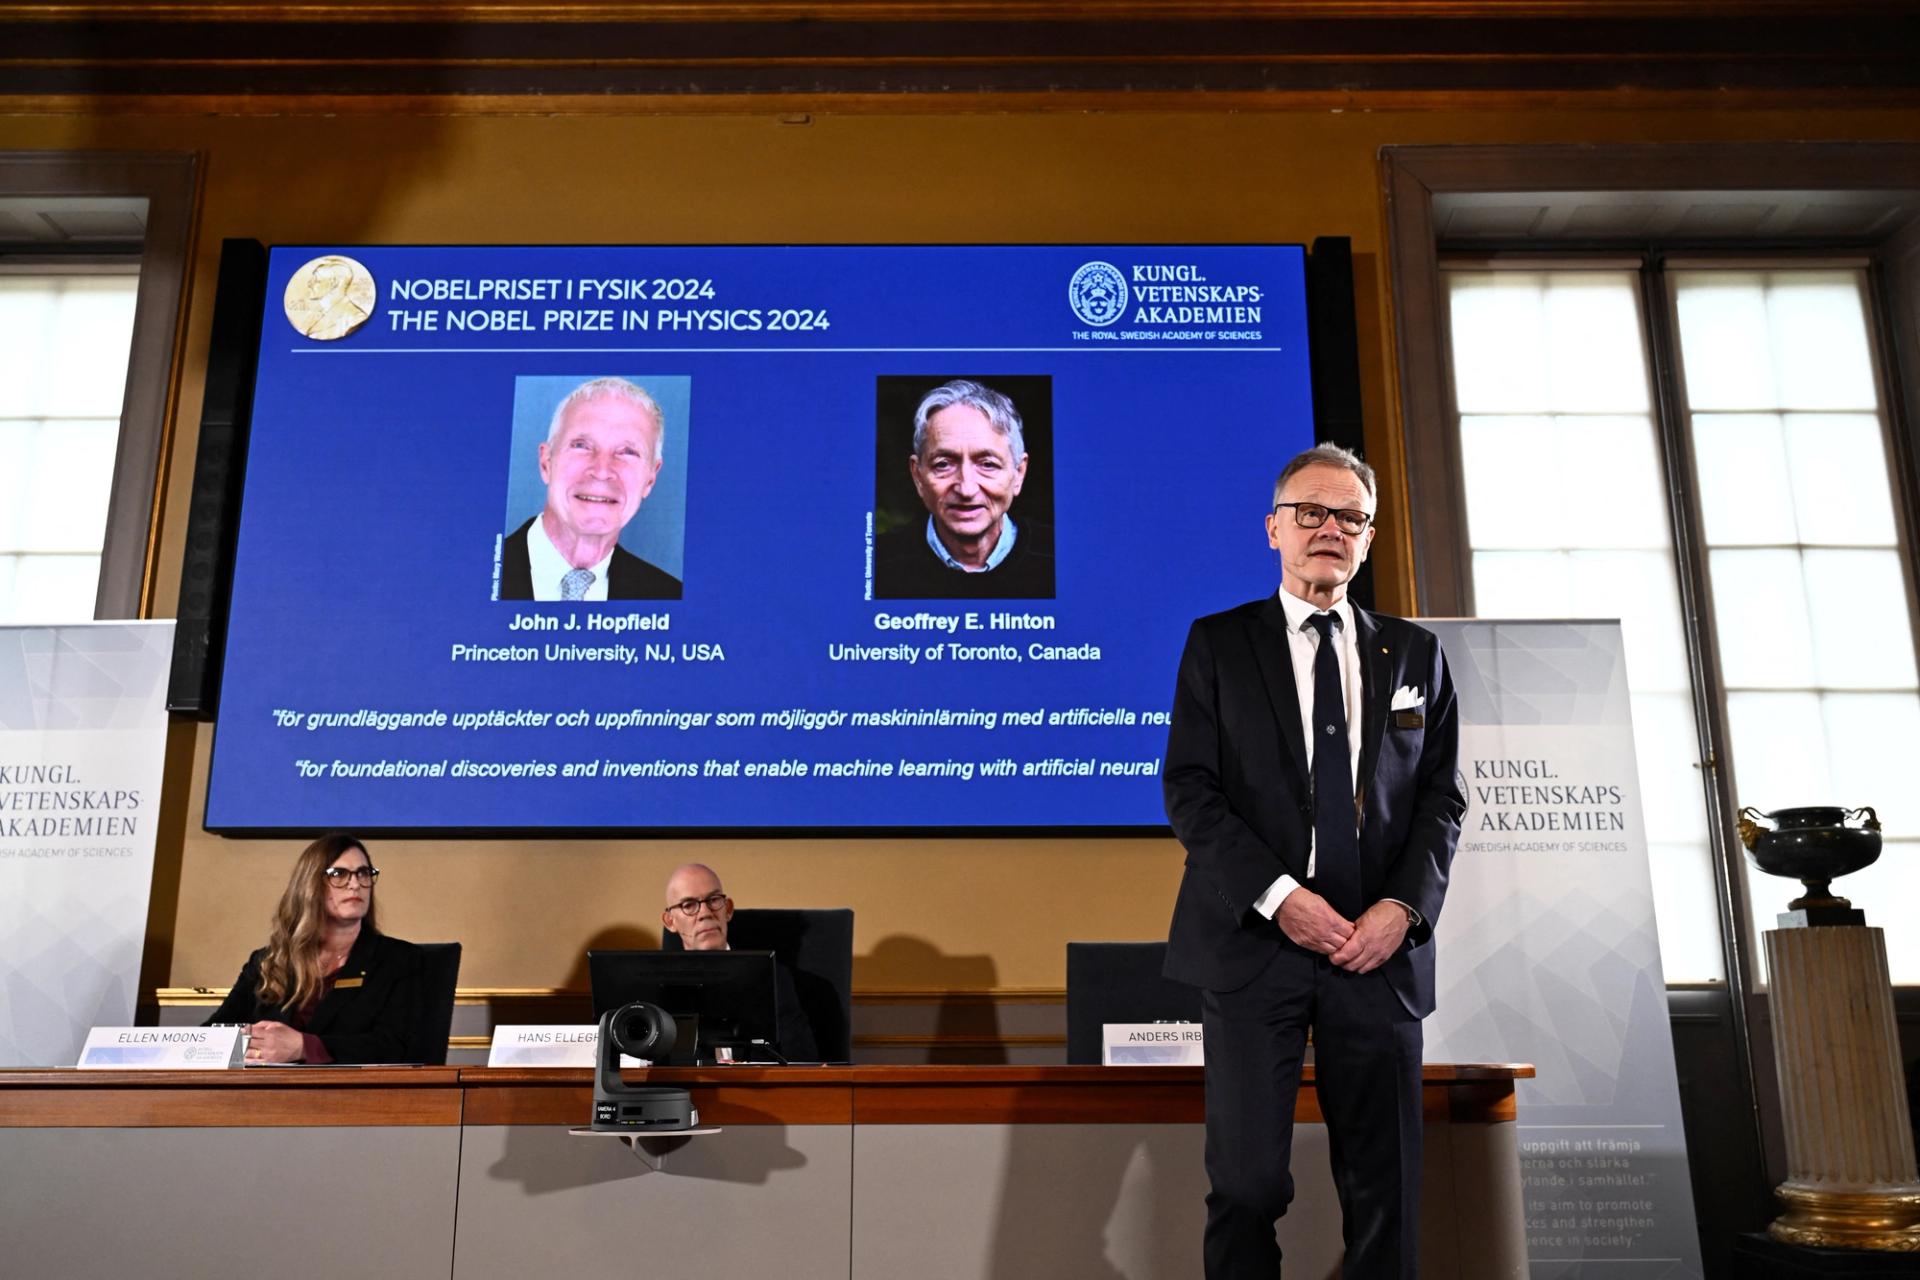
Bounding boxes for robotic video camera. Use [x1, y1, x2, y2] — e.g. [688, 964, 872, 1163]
[589, 1001, 697, 1132]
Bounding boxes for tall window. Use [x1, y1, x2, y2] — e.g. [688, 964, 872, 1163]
[1447, 267, 1722, 982]
[1671, 268, 1919, 980]
[1443, 262, 1919, 982]
[0, 269, 140, 623]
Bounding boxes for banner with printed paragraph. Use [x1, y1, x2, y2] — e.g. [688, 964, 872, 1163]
[0, 622, 173, 1067]
[1423, 620, 1703, 1280]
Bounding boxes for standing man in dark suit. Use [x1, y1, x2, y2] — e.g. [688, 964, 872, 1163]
[1163, 443, 1465, 1279]
[499, 376, 682, 601]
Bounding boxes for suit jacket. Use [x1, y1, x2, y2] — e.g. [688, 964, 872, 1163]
[872, 519, 1055, 600]
[205, 930, 422, 1064]
[772, 963, 820, 1063]
[656, 940, 824, 1062]
[499, 515, 682, 601]
[1162, 595, 1465, 1017]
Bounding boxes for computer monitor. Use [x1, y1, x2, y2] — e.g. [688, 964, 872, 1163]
[587, 949, 781, 1065]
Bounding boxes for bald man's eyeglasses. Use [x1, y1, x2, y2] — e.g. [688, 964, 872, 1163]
[670, 892, 729, 917]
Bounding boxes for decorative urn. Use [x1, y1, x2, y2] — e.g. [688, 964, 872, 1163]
[1737, 805, 1881, 921]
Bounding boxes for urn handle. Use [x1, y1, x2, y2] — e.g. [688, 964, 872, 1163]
[1737, 806, 1770, 851]
[1847, 806, 1881, 833]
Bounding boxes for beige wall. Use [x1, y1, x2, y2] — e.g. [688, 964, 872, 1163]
[5, 101, 1915, 994]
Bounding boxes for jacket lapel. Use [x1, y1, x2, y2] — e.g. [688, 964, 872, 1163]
[1251, 596, 1310, 792]
[306, 930, 378, 1034]
[1353, 607, 1391, 824]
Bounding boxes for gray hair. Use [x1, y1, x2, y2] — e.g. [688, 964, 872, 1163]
[912, 379, 1026, 464]
[547, 376, 665, 465]
[1272, 443, 1376, 507]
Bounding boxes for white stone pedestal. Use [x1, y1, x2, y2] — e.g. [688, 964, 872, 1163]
[1765, 925, 1920, 1251]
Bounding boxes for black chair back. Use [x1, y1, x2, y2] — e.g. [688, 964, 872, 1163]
[663, 908, 854, 1062]
[409, 941, 462, 1066]
[1065, 941, 1202, 1065]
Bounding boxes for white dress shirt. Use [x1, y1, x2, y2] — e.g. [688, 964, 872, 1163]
[925, 513, 1018, 573]
[1250, 587, 1420, 927]
[526, 515, 613, 602]
[1252, 587, 1365, 920]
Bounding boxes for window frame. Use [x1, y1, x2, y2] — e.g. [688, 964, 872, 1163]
[1661, 258, 1920, 982]
[1437, 250, 1920, 985]
[1439, 257, 1730, 983]
[0, 151, 199, 620]
[1658, 254, 1920, 714]
[1385, 142, 1920, 1200]
[1386, 141, 1920, 991]
[0, 258, 145, 621]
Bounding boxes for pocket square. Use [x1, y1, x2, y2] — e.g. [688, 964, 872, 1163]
[1390, 685, 1424, 712]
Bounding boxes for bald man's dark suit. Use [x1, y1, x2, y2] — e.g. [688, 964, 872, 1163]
[1163, 594, 1465, 1279]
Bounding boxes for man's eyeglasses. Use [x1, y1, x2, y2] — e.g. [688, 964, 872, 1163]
[670, 891, 730, 917]
[1273, 502, 1373, 536]
[322, 866, 379, 888]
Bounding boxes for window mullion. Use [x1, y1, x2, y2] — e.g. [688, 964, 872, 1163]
[1862, 259, 1920, 708]
[1639, 254, 1769, 1144]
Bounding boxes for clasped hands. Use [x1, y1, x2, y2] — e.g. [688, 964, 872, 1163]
[1276, 889, 1408, 973]
[243, 1021, 305, 1063]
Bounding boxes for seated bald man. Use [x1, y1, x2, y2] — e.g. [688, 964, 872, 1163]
[661, 863, 819, 1062]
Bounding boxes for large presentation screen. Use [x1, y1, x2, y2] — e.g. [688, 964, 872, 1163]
[205, 244, 1315, 832]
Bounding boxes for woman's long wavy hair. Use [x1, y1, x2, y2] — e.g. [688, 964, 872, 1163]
[255, 833, 379, 1010]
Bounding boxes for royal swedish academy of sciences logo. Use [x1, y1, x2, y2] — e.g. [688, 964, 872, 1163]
[1068, 261, 1128, 328]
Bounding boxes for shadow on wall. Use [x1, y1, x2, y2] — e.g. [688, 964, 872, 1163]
[560, 923, 662, 994]
[137, 720, 203, 1019]
[1910, 1055, 1920, 1168]
[860, 934, 1005, 1065]
[979, 1126, 1360, 1279]
[484, 1116, 811, 1196]
[982, 1125, 1211, 1280]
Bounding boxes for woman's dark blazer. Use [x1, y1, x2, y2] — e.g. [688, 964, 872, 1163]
[205, 929, 422, 1064]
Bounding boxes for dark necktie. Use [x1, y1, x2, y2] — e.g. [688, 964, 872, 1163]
[1306, 612, 1361, 918]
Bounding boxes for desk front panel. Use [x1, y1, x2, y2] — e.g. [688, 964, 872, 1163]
[455, 1123, 854, 1280]
[0, 1065, 1528, 1280]
[0, 1126, 460, 1280]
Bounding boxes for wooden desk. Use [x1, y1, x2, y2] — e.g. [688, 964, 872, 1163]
[0, 1064, 1532, 1279]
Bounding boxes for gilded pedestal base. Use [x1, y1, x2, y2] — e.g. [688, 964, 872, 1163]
[1765, 926, 1920, 1254]
[1769, 1183, 1920, 1251]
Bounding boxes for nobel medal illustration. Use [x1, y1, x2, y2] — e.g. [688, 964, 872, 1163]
[284, 254, 376, 341]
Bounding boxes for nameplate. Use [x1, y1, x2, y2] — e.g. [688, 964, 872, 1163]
[1102, 1022, 1204, 1066]
[77, 1026, 243, 1070]
[487, 1024, 645, 1069]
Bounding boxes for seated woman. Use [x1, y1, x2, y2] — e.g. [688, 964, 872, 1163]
[206, 833, 420, 1064]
